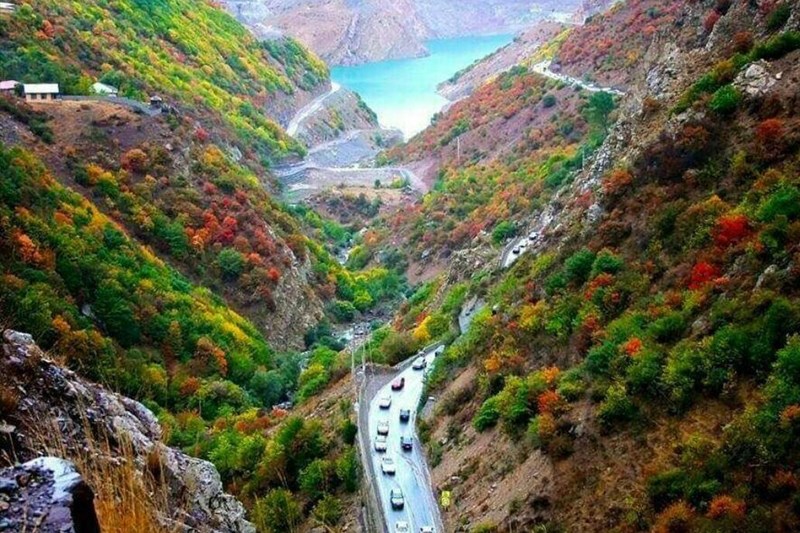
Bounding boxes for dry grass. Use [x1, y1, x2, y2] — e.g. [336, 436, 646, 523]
[29, 412, 179, 533]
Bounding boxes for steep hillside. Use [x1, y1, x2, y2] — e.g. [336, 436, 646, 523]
[363, 0, 800, 530]
[437, 22, 566, 102]
[222, 0, 585, 66]
[0, 0, 328, 162]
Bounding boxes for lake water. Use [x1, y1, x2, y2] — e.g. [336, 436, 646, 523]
[331, 34, 513, 139]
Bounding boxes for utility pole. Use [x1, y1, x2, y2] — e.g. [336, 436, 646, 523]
[456, 135, 461, 164]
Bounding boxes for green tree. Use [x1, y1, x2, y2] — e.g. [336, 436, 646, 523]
[312, 494, 343, 527]
[216, 248, 245, 281]
[335, 447, 359, 492]
[583, 91, 615, 131]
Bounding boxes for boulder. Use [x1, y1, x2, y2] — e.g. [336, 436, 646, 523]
[0, 330, 255, 533]
[0, 457, 100, 533]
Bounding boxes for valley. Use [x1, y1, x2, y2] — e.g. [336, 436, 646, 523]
[1, 1, 800, 533]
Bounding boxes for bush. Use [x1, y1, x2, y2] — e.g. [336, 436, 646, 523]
[591, 249, 623, 277]
[542, 94, 557, 108]
[708, 85, 740, 114]
[216, 248, 245, 281]
[492, 220, 516, 244]
[757, 185, 800, 222]
[564, 248, 596, 285]
[767, 3, 791, 32]
[647, 468, 689, 509]
[312, 494, 343, 526]
[254, 489, 302, 533]
[598, 382, 637, 427]
[648, 312, 686, 343]
[473, 396, 501, 431]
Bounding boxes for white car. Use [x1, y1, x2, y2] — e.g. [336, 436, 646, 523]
[381, 456, 397, 475]
[420, 527, 435, 533]
[377, 421, 390, 436]
[512, 246, 521, 255]
[435, 346, 443, 355]
[412, 357, 427, 370]
[395, 521, 410, 533]
[528, 231, 537, 241]
[374, 434, 388, 452]
[379, 396, 392, 409]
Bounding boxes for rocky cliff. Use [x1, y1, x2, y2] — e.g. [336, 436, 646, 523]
[0, 329, 255, 532]
[221, 0, 587, 66]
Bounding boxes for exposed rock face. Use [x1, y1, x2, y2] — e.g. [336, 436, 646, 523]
[0, 458, 101, 533]
[220, 0, 584, 66]
[0, 330, 255, 533]
[734, 60, 777, 99]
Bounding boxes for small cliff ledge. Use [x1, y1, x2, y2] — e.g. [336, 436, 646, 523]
[0, 330, 255, 533]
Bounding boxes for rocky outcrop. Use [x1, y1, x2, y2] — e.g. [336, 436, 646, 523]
[220, 0, 573, 66]
[0, 330, 255, 533]
[0, 458, 100, 533]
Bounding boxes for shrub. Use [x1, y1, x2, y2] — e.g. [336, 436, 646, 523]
[473, 396, 501, 431]
[648, 468, 689, 509]
[542, 94, 557, 108]
[712, 214, 751, 248]
[708, 85, 740, 114]
[757, 185, 800, 222]
[688, 262, 720, 290]
[216, 248, 245, 281]
[591, 249, 623, 277]
[492, 220, 516, 244]
[707, 495, 746, 519]
[254, 489, 302, 533]
[653, 501, 696, 533]
[598, 382, 637, 427]
[312, 494, 343, 526]
[649, 312, 686, 343]
[767, 3, 791, 32]
[564, 248, 596, 285]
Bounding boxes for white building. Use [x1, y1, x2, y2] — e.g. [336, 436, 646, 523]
[24, 83, 60, 102]
[0, 80, 19, 93]
[92, 82, 118, 97]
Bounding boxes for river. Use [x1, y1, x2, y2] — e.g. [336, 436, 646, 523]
[331, 34, 513, 139]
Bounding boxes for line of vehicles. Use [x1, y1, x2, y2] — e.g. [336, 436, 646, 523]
[374, 350, 439, 533]
[511, 230, 539, 256]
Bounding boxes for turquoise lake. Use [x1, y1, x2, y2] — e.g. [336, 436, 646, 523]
[331, 34, 513, 139]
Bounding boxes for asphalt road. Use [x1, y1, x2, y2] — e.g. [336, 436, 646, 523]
[286, 82, 342, 137]
[531, 60, 626, 96]
[367, 345, 443, 533]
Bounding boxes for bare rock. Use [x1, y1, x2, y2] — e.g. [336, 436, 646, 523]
[734, 61, 776, 99]
[0, 457, 100, 533]
[0, 330, 255, 533]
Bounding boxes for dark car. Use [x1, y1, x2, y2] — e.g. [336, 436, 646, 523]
[400, 436, 413, 451]
[399, 409, 411, 423]
[391, 377, 405, 391]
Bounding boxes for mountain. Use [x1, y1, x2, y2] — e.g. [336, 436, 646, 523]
[357, 0, 800, 530]
[0, 1, 402, 530]
[221, 0, 588, 66]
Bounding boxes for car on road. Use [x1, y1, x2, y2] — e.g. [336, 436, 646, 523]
[377, 421, 390, 435]
[374, 435, 388, 452]
[400, 436, 413, 451]
[420, 527, 435, 533]
[528, 231, 537, 241]
[391, 377, 405, 390]
[399, 409, 411, 423]
[379, 396, 392, 409]
[390, 488, 404, 510]
[435, 346, 444, 355]
[412, 357, 427, 370]
[512, 245, 521, 255]
[395, 521, 410, 532]
[381, 457, 396, 475]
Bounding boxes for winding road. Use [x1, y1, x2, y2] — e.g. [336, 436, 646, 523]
[531, 60, 626, 96]
[286, 82, 342, 137]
